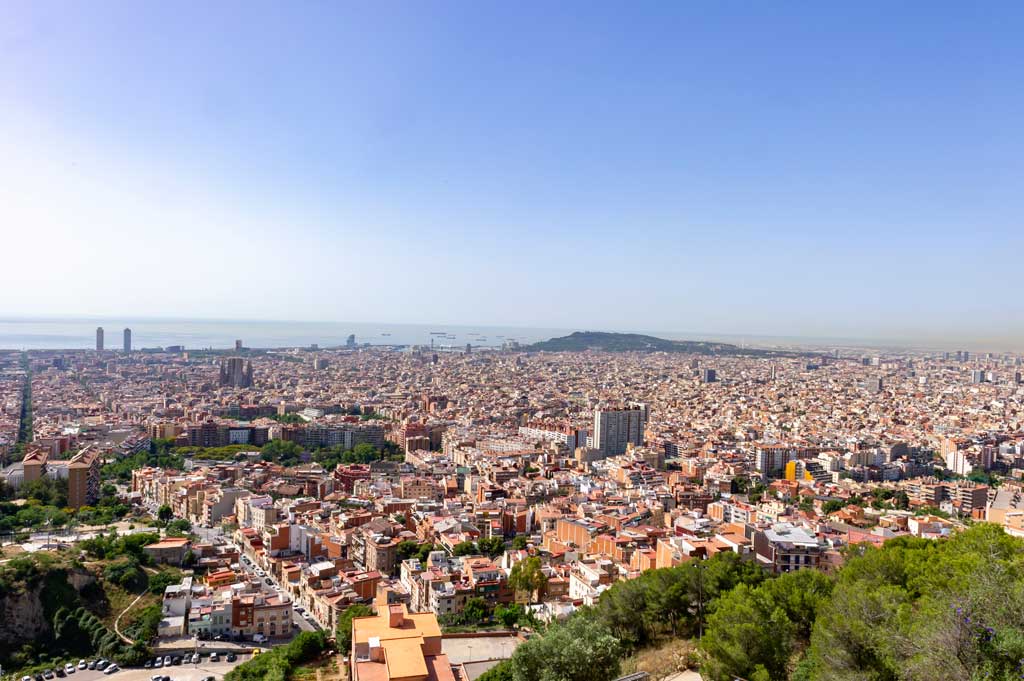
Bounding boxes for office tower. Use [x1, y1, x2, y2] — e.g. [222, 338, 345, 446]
[702, 368, 717, 383]
[593, 403, 648, 456]
[96, 327, 104, 352]
[769, 364, 777, 381]
[219, 357, 254, 387]
[123, 328, 131, 354]
[346, 334, 356, 348]
[971, 370, 985, 384]
[465, 343, 472, 354]
[866, 376, 883, 393]
[832, 349, 840, 359]
[235, 339, 243, 350]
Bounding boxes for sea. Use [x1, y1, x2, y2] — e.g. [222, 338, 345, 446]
[0, 318, 573, 351]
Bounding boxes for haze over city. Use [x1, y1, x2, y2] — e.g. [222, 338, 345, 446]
[3, 2, 1023, 348]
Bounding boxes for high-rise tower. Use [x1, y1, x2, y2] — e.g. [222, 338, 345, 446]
[123, 328, 132, 354]
[96, 327, 104, 352]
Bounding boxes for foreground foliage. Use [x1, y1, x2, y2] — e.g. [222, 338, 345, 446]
[224, 630, 328, 681]
[700, 523, 1024, 681]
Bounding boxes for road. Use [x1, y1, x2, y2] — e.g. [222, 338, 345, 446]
[223, 536, 321, 635]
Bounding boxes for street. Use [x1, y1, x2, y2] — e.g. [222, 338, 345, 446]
[225, 535, 322, 635]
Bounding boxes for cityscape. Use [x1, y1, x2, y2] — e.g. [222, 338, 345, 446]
[2, 329, 1024, 681]
[3, 3, 1023, 681]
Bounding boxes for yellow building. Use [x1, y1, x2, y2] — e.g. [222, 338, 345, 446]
[350, 604, 454, 681]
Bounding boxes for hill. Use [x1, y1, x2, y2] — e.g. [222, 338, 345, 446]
[528, 331, 802, 356]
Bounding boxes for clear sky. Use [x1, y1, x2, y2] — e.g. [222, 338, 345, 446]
[2, 2, 1022, 345]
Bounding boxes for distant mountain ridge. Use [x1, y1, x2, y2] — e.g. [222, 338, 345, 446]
[528, 331, 810, 356]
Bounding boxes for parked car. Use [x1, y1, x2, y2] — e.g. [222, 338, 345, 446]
[96, 660, 109, 671]
[21, 675, 31, 681]
[226, 653, 237, 662]
[55, 669, 65, 678]
[78, 661, 87, 670]
[162, 656, 171, 667]
[191, 653, 200, 664]
[203, 676, 216, 681]
[65, 664, 76, 674]
[153, 658, 162, 668]
[87, 661, 97, 670]
[43, 671, 55, 680]
[144, 661, 152, 669]
[103, 664, 119, 675]
[210, 652, 219, 662]
[171, 656, 182, 666]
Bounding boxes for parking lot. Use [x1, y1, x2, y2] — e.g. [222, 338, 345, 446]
[29, 656, 253, 681]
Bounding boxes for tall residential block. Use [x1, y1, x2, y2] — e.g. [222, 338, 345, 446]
[593, 403, 648, 456]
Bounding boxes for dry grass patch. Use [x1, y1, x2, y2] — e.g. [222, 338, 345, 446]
[619, 638, 699, 680]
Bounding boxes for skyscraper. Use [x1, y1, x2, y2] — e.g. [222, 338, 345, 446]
[593, 403, 648, 456]
[96, 327, 104, 352]
[123, 328, 131, 354]
[235, 339, 243, 351]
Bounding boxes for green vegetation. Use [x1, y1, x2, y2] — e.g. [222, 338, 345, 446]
[224, 630, 328, 681]
[260, 439, 305, 465]
[439, 596, 490, 628]
[0, 552, 151, 673]
[508, 556, 547, 601]
[700, 523, 1024, 681]
[445, 536, 506, 559]
[311, 441, 404, 468]
[176, 443, 258, 460]
[528, 331, 810, 357]
[335, 603, 373, 653]
[510, 616, 623, 681]
[79, 530, 161, 562]
[396, 540, 436, 565]
[269, 412, 305, 424]
[103, 438, 185, 482]
[586, 551, 764, 647]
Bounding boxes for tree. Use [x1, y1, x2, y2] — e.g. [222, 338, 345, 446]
[463, 597, 489, 624]
[260, 439, 304, 465]
[336, 604, 373, 654]
[701, 569, 833, 681]
[477, 659, 513, 681]
[157, 504, 173, 523]
[508, 557, 547, 603]
[512, 535, 529, 551]
[396, 540, 421, 562]
[511, 616, 622, 681]
[477, 536, 506, 558]
[452, 541, 478, 557]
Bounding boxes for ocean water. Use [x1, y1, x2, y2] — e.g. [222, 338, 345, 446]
[0, 318, 572, 351]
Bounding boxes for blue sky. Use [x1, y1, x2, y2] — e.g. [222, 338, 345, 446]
[1, 2, 1022, 345]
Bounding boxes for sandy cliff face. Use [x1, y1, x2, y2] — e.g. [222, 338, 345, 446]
[0, 567, 97, 650]
[0, 582, 49, 645]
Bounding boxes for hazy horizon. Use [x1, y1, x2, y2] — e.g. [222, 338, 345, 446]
[1, 315, 1022, 354]
[2, 3, 1022, 345]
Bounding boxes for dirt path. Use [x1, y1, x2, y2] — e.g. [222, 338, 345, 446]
[115, 568, 159, 644]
